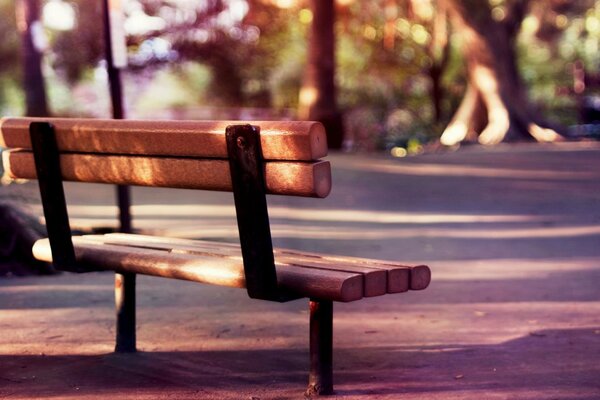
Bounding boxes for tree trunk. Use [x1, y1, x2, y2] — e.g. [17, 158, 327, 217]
[440, 0, 562, 146]
[427, 0, 451, 124]
[15, 0, 49, 117]
[299, 0, 343, 149]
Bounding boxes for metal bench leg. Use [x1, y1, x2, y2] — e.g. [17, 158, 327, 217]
[307, 299, 334, 396]
[115, 272, 136, 352]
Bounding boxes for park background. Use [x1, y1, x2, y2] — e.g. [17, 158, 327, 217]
[1, 1, 600, 399]
[0, 0, 598, 153]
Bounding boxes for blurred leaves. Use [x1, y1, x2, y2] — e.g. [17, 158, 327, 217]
[50, 0, 103, 83]
[0, 0, 598, 146]
[0, 0, 21, 113]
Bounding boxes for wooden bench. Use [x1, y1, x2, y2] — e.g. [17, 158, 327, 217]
[0, 117, 431, 396]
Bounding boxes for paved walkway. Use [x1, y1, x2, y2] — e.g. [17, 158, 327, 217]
[1, 142, 600, 399]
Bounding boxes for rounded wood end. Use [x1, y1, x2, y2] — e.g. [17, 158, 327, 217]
[314, 161, 332, 198]
[339, 274, 364, 302]
[410, 265, 431, 290]
[364, 270, 388, 297]
[309, 122, 329, 159]
[0, 117, 12, 147]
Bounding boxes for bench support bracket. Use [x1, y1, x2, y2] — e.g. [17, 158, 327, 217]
[226, 125, 296, 302]
[307, 299, 334, 396]
[29, 122, 79, 272]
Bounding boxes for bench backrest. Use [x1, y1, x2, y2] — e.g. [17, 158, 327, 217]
[0, 118, 331, 198]
[1, 117, 332, 301]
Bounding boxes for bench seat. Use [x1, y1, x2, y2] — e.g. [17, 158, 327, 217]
[32, 233, 430, 303]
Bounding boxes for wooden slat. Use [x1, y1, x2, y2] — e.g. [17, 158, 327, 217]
[274, 248, 430, 291]
[2, 150, 331, 198]
[79, 235, 387, 297]
[276, 260, 386, 297]
[0, 117, 328, 161]
[32, 238, 363, 302]
[97, 233, 431, 292]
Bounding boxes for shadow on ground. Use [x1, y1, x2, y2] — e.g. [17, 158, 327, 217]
[1, 328, 599, 399]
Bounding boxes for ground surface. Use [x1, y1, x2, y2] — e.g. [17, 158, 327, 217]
[1, 142, 600, 399]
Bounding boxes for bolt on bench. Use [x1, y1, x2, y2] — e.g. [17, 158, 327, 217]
[0, 117, 431, 396]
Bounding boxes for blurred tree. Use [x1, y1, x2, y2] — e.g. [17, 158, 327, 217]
[10, 0, 594, 147]
[42, 1, 273, 114]
[524, 0, 599, 125]
[299, 0, 343, 148]
[0, 2, 19, 75]
[439, 0, 564, 146]
[245, 0, 302, 108]
[51, 0, 246, 104]
[0, 0, 21, 112]
[427, 1, 450, 123]
[334, 0, 455, 150]
[15, 0, 49, 116]
[407, 0, 451, 123]
[51, 0, 104, 84]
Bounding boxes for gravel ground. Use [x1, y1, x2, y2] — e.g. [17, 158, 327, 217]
[1, 142, 600, 399]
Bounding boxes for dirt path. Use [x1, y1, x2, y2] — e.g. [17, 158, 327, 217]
[1, 142, 600, 399]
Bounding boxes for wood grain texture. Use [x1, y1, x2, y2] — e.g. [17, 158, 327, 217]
[94, 233, 431, 293]
[0, 117, 328, 161]
[81, 234, 387, 297]
[2, 150, 332, 198]
[32, 238, 363, 302]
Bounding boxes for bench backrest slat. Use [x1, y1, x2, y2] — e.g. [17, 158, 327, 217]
[3, 150, 331, 198]
[0, 118, 328, 161]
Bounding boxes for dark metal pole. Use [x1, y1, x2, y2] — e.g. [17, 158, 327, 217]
[102, 0, 132, 234]
[307, 299, 334, 396]
[103, 0, 135, 353]
[114, 271, 136, 352]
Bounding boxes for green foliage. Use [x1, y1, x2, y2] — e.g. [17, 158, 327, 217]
[0, 0, 19, 73]
[136, 63, 211, 111]
[0, 77, 24, 116]
[267, 15, 307, 109]
[562, 3, 600, 73]
[518, 0, 600, 126]
[0, 0, 21, 112]
[50, 0, 103, 84]
[332, 1, 457, 149]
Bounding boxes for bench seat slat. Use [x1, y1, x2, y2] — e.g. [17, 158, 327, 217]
[80, 235, 387, 297]
[2, 150, 331, 198]
[272, 249, 430, 292]
[0, 118, 328, 161]
[90, 233, 431, 293]
[32, 237, 363, 302]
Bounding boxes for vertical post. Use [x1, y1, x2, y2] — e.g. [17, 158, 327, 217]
[114, 272, 136, 352]
[102, 0, 132, 234]
[307, 299, 334, 396]
[103, 0, 135, 353]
